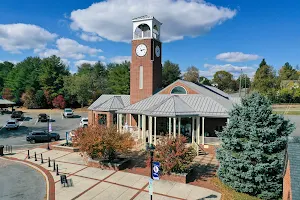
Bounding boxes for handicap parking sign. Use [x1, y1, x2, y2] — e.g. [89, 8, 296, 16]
[153, 162, 160, 180]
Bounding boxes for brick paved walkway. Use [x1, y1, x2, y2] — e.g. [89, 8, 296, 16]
[4, 148, 221, 200]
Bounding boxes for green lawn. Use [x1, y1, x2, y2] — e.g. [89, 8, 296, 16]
[211, 177, 261, 200]
[273, 111, 300, 115]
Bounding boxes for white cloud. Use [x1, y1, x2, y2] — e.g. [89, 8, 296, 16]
[61, 58, 70, 66]
[39, 38, 103, 59]
[0, 60, 19, 64]
[110, 56, 131, 64]
[98, 56, 106, 60]
[74, 60, 98, 66]
[70, 0, 236, 43]
[201, 63, 257, 78]
[80, 33, 103, 42]
[0, 23, 57, 53]
[216, 52, 260, 62]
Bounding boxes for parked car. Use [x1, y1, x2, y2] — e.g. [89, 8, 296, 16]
[5, 119, 19, 130]
[26, 131, 60, 144]
[38, 113, 48, 122]
[11, 111, 24, 120]
[80, 117, 88, 127]
[63, 108, 74, 118]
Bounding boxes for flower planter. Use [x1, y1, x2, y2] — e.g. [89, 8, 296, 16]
[160, 168, 195, 184]
[84, 154, 131, 171]
[52, 143, 79, 152]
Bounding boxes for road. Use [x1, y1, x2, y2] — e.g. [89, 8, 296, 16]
[0, 111, 88, 150]
[286, 115, 300, 136]
[0, 158, 46, 200]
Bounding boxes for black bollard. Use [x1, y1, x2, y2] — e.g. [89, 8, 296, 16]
[27, 150, 30, 159]
[35, 152, 37, 161]
[56, 164, 59, 176]
[41, 154, 44, 164]
[48, 157, 51, 167]
[53, 160, 56, 171]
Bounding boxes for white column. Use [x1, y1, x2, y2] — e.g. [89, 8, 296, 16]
[202, 117, 205, 145]
[120, 114, 123, 133]
[173, 117, 176, 138]
[178, 117, 181, 137]
[117, 113, 119, 131]
[227, 118, 229, 125]
[197, 116, 200, 145]
[142, 115, 146, 144]
[154, 117, 157, 145]
[192, 117, 195, 143]
[138, 115, 141, 139]
[129, 114, 132, 126]
[149, 116, 153, 145]
[169, 117, 171, 137]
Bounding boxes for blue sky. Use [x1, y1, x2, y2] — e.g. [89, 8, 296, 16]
[0, 0, 299, 78]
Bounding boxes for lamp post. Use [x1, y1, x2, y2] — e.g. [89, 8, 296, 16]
[146, 142, 155, 200]
[47, 115, 50, 150]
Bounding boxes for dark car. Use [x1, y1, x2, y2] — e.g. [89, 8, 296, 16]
[26, 131, 60, 144]
[38, 113, 48, 122]
[11, 111, 24, 120]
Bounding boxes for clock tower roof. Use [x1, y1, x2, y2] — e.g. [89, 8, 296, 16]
[132, 15, 162, 25]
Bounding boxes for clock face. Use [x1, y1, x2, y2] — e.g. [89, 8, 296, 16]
[136, 44, 147, 57]
[155, 45, 160, 57]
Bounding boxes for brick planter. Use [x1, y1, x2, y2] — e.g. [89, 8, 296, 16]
[83, 154, 131, 171]
[52, 143, 79, 152]
[160, 168, 195, 184]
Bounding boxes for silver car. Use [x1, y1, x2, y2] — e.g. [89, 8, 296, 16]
[5, 119, 19, 130]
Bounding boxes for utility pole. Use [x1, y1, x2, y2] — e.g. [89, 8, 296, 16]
[244, 73, 247, 97]
[239, 69, 242, 97]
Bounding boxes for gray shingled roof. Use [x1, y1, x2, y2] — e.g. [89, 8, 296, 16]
[0, 98, 15, 105]
[288, 136, 300, 198]
[88, 95, 130, 111]
[117, 94, 230, 117]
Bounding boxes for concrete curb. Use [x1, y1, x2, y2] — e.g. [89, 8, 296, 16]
[1, 157, 55, 200]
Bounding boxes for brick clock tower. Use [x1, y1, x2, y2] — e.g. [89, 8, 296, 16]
[130, 15, 162, 104]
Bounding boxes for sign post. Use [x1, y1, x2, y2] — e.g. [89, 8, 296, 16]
[66, 132, 69, 145]
[148, 178, 153, 196]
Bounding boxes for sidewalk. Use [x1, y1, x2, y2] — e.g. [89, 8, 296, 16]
[4, 148, 221, 200]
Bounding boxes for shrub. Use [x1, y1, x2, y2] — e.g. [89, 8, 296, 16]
[73, 125, 134, 162]
[52, 95, 66, 109]
[147, 136, 196, 174]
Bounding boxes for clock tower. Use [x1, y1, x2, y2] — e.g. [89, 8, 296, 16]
[130, 15, 162, 104]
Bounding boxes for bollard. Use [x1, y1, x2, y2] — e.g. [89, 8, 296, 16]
[28, 150, 30, 159]
[48, 157, 51, 167]
[53, 160, 56, 171]
[41, 154, 44, 164]
[35, 152, 37, 161]
[56, 164, 59, 176]
[10, 146, 12, 154]
[6, 145, 7, 152]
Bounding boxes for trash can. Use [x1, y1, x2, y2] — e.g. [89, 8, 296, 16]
[0, 145, 4, 156]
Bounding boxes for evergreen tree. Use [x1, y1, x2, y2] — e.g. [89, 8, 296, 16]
[216, 93, 295, 199]
[162, 60, 181, 87]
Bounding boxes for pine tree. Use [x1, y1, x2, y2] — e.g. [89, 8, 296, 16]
[216, 93, 295, 199]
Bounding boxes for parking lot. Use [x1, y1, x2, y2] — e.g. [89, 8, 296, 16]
[0, 110, 88, 150]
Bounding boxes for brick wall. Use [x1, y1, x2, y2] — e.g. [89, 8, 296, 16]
[159, 81, 198, 94]
[283, 160, 292, 200]
[130, 39, 162, 104]
[89, 110, 113, 127]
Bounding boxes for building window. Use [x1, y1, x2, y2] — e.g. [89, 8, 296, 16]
[170, 86, 187, 94]
[139, 66, 143, 89]
[98, 114, 107, 125]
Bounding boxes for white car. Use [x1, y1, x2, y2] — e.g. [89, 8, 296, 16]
[5, 119, 19, 130]
[63, 108, 74, 118]
[80, 118, 88, 128]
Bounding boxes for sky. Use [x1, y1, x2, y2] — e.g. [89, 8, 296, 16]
[0, 0, 299, 78]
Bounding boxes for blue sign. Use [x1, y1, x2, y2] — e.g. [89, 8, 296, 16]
[153, 162, 160, 180]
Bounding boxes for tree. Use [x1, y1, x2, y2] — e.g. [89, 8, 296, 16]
[91, 62, 108, 100]
[183, 66, 199, 83]
[2, 88, 14, 101]
[279, 62, 299, 81]
[107, 61, 130, 94]
[21, 89, 37, 108]
[147, 136, 196, 174]
[52, 95, 66, 109]
[199, 76, 211, 85]
[216, 93, 295, 199]
[34, 90, 47, 108]
[77, 63, 93, 76]
[162, 60, 181, 87]
[73, 125, 134, 161]
[0, 61, 14, 92]
[252, 59, 278, 97]
[236, 74, 251, 89]
[212, 71, 237, 92]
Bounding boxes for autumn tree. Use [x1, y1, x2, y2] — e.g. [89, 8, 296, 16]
[162, 60, 181, 87]
[52, 95, 66, 109]
[212, 71, 237, 92]
[183, 66, 199, 83]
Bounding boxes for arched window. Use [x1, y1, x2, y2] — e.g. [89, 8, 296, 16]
[134, 24, 151, 39]
[170, 86, 187, 94]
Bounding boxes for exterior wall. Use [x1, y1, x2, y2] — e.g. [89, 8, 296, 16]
[283, 160, 292, 200]
[88, 111, 94, 126]
[130, 39, 162, 104]
[159, 81, 198, 94]
[88, 110, 113, 127]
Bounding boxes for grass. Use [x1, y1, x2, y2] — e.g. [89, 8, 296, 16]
[211, 177, 261, 200]
[273, 111, 300, 115]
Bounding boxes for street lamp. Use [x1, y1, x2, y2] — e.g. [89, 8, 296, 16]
[47, 115, 50, 150]
[146, 142, 155, 200]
